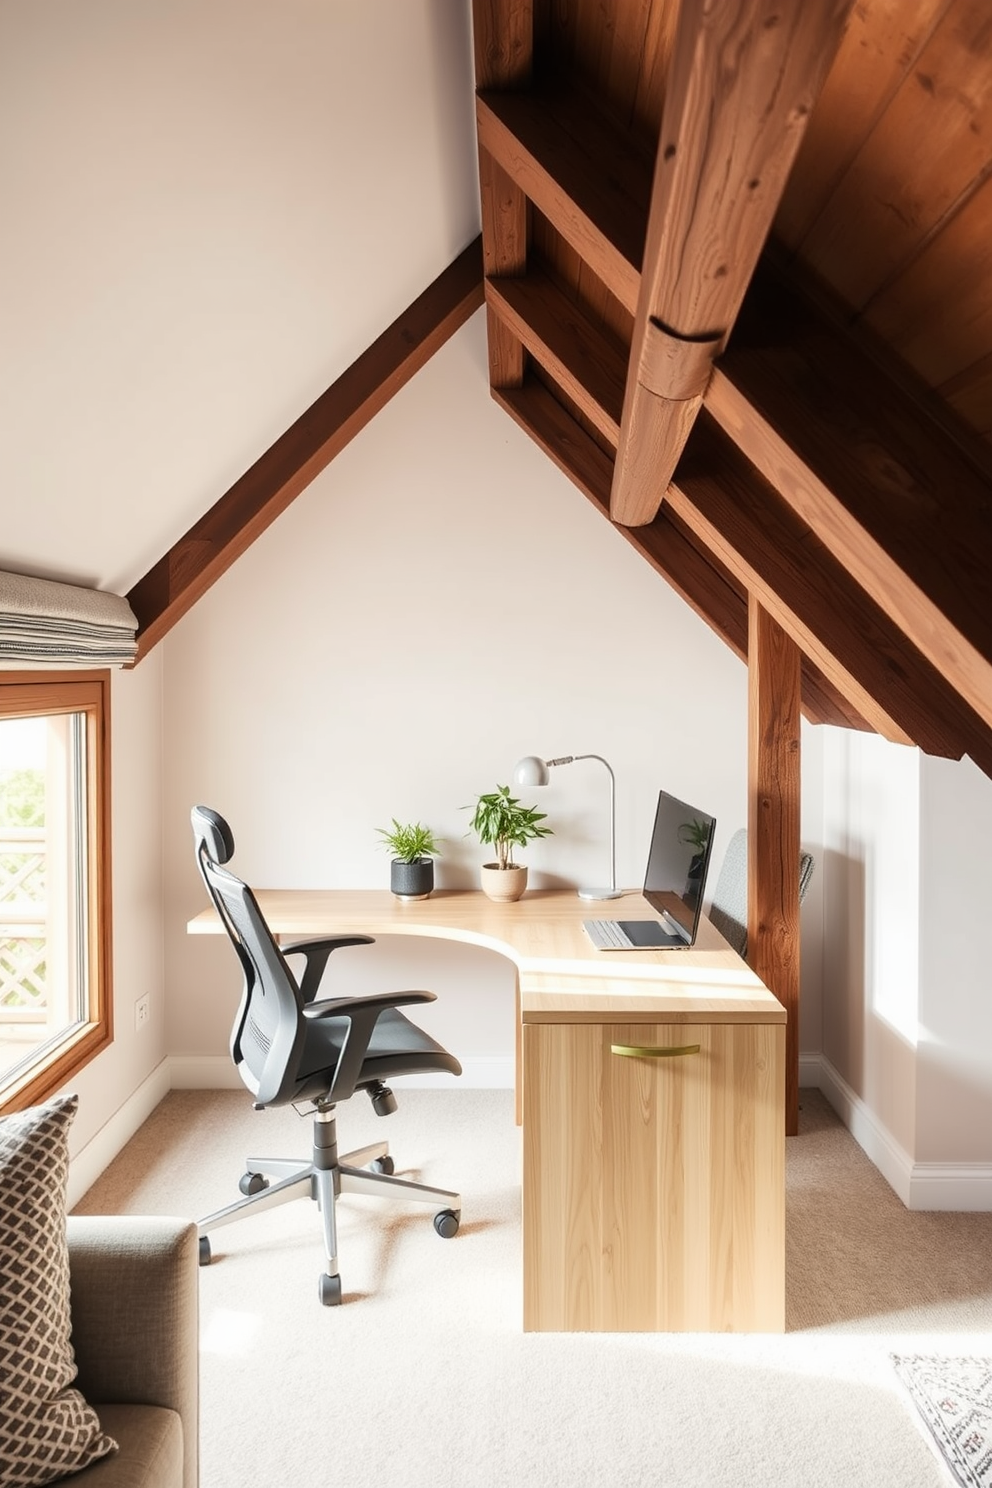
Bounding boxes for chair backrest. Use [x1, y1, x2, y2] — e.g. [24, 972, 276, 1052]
[191, 805, 308, 1107]
[708, 827, 815, 960]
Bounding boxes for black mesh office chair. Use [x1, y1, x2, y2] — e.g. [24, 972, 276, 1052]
[191, 805, 463, 1306]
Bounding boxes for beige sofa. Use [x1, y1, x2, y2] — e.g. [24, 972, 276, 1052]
[65, 1216, 199, 1488]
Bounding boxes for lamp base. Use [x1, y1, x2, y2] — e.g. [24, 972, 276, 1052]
[577, 886, 622, 901]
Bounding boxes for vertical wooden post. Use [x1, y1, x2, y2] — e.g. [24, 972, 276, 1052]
[747, 597, 802, 1135]
[473, 0, 532, 389]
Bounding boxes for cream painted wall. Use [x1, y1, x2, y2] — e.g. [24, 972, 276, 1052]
[821, 729, 920, 1157]
[161, 311, 763, 1077]
[1, 0, 478, 594]
[62, 654, 167, 1178]
[820, 728, 992, 1191]
[917, 753, 992, 1163]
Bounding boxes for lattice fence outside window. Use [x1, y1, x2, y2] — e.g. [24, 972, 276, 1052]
[0, 825, 48, 1029]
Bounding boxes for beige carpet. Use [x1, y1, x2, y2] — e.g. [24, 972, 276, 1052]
[73, 1087, 992, 1488]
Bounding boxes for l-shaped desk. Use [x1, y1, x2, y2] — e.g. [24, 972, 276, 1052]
[189, 887, 785, 1333]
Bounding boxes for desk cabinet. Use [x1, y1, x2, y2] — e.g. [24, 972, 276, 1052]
[522, 1018, 784, 1332]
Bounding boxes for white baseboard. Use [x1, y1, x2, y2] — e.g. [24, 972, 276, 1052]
[167, 1054, 514, 1091]
[67, 1058, 172, 1210]
[799, 1053, 992, 1211]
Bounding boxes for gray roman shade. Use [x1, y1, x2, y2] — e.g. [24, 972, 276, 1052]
[0, 570, 138, 668]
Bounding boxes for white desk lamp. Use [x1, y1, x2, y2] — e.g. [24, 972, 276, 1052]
[512, 753, 621, 901]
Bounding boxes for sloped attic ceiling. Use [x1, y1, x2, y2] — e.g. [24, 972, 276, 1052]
[469, 0, 992, 777]
[4, 0, 990, 785]
[0, 0, 480, 594]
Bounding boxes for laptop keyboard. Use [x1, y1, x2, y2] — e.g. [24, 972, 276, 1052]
[583, 919, 630, 949]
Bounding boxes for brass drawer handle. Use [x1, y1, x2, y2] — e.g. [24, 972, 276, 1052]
[610, 1042, 700, 1059]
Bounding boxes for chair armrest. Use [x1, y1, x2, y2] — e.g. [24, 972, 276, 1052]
[281, 934, 375, 1003]
[67, 1215, 199, 1488]
[302, 988, 436, 1021]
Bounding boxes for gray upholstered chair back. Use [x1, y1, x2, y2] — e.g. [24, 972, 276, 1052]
[708, 827, 815, 959]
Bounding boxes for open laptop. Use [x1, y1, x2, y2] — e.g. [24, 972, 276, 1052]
[583, 790, 716, 950]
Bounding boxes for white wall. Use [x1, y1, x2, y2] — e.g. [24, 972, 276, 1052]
[62, 654, 169, 1200]
[819, 729, 992, 1203]
[160, 310, 755, 1077]
[0, 0, 479, 594]
[917, 753, 992, 1163]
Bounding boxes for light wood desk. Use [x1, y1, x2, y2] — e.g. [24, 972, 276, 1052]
[189, 887, 785, 1332]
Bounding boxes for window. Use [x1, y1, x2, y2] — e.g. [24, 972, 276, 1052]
[0, 673, 112, 1112]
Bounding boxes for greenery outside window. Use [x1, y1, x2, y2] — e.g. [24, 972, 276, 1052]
[0, 673, 112, 1112]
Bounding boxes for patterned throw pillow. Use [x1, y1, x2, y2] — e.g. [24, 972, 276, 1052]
[0, 1094, 116, 1486]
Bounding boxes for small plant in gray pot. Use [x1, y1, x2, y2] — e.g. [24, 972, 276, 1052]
[375, 819, 440, 901]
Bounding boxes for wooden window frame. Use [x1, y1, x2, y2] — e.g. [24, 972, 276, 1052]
[0, 670, 113, 1112]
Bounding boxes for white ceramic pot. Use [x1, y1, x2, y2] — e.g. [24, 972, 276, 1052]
[480, 862, 528, 902]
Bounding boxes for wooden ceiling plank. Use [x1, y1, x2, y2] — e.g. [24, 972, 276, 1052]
[670, 412, 976, 757]
[799, 0, 992, 310]
[610, 0, 855, 527]
[485, 268, 626, 442]
[747, 597, 803, 1136]
[863, 170, 992, 389]
[774, 0, 951, 252]
[709, 265, 992, 734]
[128, 238, 484, 659]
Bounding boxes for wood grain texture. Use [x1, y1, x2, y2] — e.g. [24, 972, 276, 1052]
[610, 0, 854, 524]
[800, 0, 992, 309]
[473, 0, 533, 89]
[522, 1018, 785, 1330]
[670, 412, 980, 756]
[864, 168, 992, 389]
[127, 238, 484, 658]
[710, 266, 992, 734]
[485, 268, 627, 441]
[476, 83, 651, 312]
[747, 600, 801, 1138]
[774, 0, 951, 251]
[479, 149, 528, 386]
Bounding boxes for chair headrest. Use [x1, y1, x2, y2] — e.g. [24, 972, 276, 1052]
[191, 805, 235, 866]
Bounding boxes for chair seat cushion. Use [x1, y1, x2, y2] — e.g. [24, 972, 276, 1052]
[64, 1405, 182, 1488]
[295, 1005, 461, 1101]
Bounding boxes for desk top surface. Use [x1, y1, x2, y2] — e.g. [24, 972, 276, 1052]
[188, 887, 786, 1023]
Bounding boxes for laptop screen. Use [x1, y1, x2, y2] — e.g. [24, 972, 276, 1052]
[642, 791, 717, 943]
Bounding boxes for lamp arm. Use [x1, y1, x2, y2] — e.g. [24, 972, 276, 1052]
[559, 753, 616, 894]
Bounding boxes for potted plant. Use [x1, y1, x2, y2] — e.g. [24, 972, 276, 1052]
[466, 785, 552, 902]
[375, 819, 440, 901]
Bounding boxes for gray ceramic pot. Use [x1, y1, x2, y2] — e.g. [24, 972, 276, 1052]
[390, 858, 434, 901]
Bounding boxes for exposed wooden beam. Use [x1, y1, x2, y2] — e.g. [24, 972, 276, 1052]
[708, 264, 992, 736]
[128, 238, 484, 659]
[485, 267, 627, 443]
[476, 83, 650, 315]
[747, 599, 802, 1136]
[494, 373, 872, 733]
[610, 0, 854, 526]
[669, 413, 975, 756]
[474, 0, 532, 390]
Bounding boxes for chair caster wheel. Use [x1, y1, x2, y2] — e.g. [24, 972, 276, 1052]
[239, 1171, 268, 1196]
[371, 1155, 394, 1175]
[434, 1209, 459, 1239]
[319, 1273, 342, 1306]
[198, 1236, 211, 1266]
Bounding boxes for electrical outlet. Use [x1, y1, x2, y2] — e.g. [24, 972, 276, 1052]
[135, 994, 151, 1031]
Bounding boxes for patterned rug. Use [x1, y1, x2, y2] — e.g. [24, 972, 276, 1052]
[893, 1356, 992, 1488]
